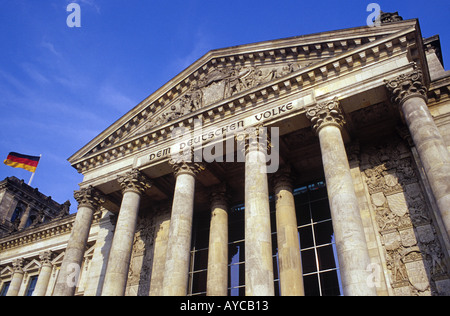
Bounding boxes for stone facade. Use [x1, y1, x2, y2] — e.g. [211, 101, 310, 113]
[1, 13, 450, 296]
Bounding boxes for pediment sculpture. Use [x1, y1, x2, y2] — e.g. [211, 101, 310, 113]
[133, 61, 312, 135]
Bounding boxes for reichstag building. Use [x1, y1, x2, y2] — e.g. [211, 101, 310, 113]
[1, 12, 450, 296]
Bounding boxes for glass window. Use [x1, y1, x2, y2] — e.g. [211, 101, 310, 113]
[187, 180, 342, 296]
[0, 282, 11, 296]
[294, 182, 343, 296]
[26, 275, 38, 296]
[11, 206, 23, 222]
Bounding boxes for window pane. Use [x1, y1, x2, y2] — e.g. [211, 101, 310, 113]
[309, 184, 328, 201]
[229, 262, 245, 292]
[191, 270, 207, 295]
[301, 249, 317, 274]
[311, 199, 331, 222]
[299, 226, 314, 249]
[320, 270, 341, 296]
[193, 249, 209, 271]
[0, 282, 10, 296]
[303, 274, 320, 296]
[26, 276, 38, 296]
[314, 221, 334, 245]
[295, 201, 311, 226]
[317, 245, 337, 271]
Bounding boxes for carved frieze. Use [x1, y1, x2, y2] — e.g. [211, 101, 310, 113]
[361, 136, 449, 295]
[135, 62, 311, 135]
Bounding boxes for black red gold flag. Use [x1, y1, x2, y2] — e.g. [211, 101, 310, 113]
[3, 152, 41, 173]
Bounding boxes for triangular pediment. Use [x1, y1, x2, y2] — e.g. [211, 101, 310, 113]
[128, 60, 315, 138]
[69, 19, 421, 171]
[23, 259, 41, 272]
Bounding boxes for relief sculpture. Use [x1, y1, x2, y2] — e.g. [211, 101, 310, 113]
[361, 136, 449, 295]
[134, 61, 311, 135]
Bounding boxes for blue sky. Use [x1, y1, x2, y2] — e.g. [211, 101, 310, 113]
[0, 0, 449, 213]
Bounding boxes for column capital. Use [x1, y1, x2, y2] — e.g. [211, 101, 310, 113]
[39, 251, 53, 267]
[210, 184, 229, 210]
[74, 186, 106, 210]
[272, 166, 294, 192]
[117, 169, 152, 195]
[12, 258, 24, 273]
[169, 152, 205, 178]
[235, 125, 271, 155]
[385, 68, 428, 105]
[305, 97, 346, 135]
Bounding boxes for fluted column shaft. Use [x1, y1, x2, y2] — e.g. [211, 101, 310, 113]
[306, 99, 376, 296]
[102, 169, 151, 296]
[237, 126, 275, 296]
[162, 159, 204, 296]
[386, 69, 450, 239]
[53, 186, 104, 296]
[273, 167, 304, 296]
[33, 251, 53, 296]
[207, 188, 229, 296]
[6, 259, 24, 296]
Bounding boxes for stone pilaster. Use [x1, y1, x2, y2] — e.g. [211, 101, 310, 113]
[386, 69, 450, 240]
[207, 185, 229, 296]
[102, 169, 151, 296]
[54, 186, 105, 296]
[162, 158, 204, 296]
[6, 258, 24, 296]
[236, 126, 275, 296]
[306, 98, 376, 296]
[33, 251, 53, 296]
[272, 166, 304, 296]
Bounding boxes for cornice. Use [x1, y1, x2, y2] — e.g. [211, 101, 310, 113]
[69, 21, 423, 174]
[0, 211, 102, 252]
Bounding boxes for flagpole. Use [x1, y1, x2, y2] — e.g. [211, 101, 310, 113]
[28, 154, 42, 186]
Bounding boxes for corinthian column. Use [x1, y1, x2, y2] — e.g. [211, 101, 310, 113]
[236, 126, 275, 296]
[54, 186, 105, 296]
[272, 167, 304, 296]
[102, 169, 152, 296]
[6, 259, 24, 296]
[162, 157, 204, 296]
[306, 99, 376, 296]
[33, 251, 53, 296]
[207, 186, 229, 296]
[386, 69, 450, 239]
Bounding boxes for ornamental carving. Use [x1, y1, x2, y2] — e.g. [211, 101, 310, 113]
[235, 125, 271, 155]
[210, 183, 229, 210]
[380, 11, 404, 24]
[126, 204, 171, 296]
[74, 186, 106, 209]
[12, 258, 24, 273]
[305, 98, 346, 134]
[169, 151, 205, 178]
[361, 136, 449, 295]
[272, 166, 294, 192]
[135, 62, 311, 134]
[39, 251, 53, 266]
[117, 169, 152, 194]
[385, 69, 428, 104]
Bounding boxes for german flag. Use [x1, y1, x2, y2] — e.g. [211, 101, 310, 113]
[4, 152, 40, 173]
